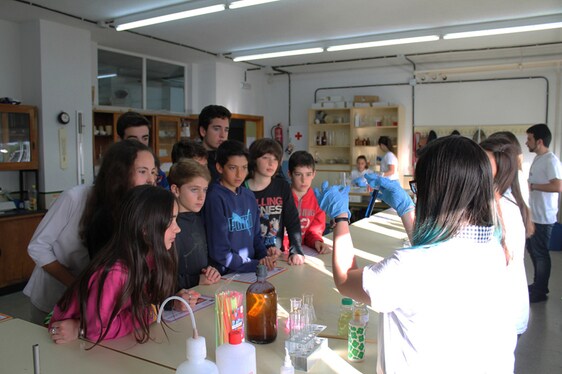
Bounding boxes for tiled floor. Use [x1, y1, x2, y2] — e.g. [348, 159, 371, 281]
[514, 251, 562, 373]
[1, 253, 560, 372]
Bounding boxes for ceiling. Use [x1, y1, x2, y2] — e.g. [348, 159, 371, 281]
[2, 0, 562, 74]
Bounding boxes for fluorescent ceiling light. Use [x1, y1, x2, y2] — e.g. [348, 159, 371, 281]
[444, 21, 562, 39]
[115, 4, 226, 31]
[327, 35, 440, 52]
[229, 0, 279, 9]
[233, 47, 324, 62]
[97, 73, 117, 79]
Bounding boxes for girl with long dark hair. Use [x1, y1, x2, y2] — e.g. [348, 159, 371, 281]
[481, 133, 534, 337]
[317, 136, 516, 373]
[24, 140, 157, 325]
[49, 185, 180, 345]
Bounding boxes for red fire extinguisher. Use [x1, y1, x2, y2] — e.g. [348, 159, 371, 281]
[271, 123, 283, 146]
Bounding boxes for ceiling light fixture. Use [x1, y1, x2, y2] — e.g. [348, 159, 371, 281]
[115, 4, 226, 31]
[327, 35, 440, 52]
[233, 47, 324, 62]
[97, 73, 118, 79]
[229, 0, 279, 9]
[113, 0, 281, 31]
[444, 21, 562, 39]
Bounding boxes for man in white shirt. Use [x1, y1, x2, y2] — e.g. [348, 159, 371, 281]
[525, 124, 562, 303]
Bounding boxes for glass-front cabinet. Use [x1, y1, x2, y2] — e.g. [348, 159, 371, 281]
[0, 104, 38, 170]
[97, 49, 143, 109]
[154, 116, 181, 163]
[147, 59, 185, 113]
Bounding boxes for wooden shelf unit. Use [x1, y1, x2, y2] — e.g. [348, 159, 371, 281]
[308, 106, 404, 187]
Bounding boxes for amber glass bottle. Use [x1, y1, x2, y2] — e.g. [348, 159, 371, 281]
[246, 264, 277, 344]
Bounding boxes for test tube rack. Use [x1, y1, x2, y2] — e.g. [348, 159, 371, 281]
[284, 324, 327, 372]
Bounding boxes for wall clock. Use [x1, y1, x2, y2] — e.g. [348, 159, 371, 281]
[57, 111, 70, 124]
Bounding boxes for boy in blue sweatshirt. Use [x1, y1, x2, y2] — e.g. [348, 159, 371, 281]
[203, 140, 277, 275]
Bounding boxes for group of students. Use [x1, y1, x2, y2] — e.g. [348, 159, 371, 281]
[24, 105, 331, 346]
[23, 101, 559, 372]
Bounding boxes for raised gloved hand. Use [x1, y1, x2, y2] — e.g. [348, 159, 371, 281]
[364, 174, 415, 217]
[353, 177, 367, 187]
[314, 181, 351, 219]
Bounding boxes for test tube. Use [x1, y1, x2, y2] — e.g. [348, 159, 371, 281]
[302, 294, 316, 324]
[289, 297, 302, 337]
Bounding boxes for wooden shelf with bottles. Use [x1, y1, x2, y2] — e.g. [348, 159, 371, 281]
[179, 115, 199, 141]
[308, 105, 404, 183]
[308, 108, 352, 171]
[93, 110, 264, 170]
[350, 105, 404, 171]
[92, 110, 119, 169]
[154, 115, 179, 163]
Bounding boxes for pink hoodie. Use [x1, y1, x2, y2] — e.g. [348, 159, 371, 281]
[49, 260, 154, 341]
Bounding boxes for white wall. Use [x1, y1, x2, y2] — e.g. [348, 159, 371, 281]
[264, 64, 562, 177]
[215, 62, 267, 116]
[265, 66, 415, 174]
[415, 76, 548, 125]
[0, 20, 21, 100]
[191, 62, 217, 114]
[19, 19, 93, 205]
[191, 61, 267, 116]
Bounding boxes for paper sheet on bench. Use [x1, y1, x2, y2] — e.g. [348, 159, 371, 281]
[161, 295, 215, 322]
[221, 266, 286, 284]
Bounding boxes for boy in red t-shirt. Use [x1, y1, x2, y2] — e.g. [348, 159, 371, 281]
[285, 151, 332, 254]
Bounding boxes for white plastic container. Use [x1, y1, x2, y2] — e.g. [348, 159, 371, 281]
[176, 336, 219, 374]
[216, 330, 257, 374]
[156, 296, 219, 374]
[280, 347, 295, 374]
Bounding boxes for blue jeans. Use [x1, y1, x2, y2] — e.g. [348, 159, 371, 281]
[526, 223, 553, 295]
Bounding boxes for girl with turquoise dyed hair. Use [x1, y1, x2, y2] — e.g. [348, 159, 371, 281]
[316, 135, 516, 373]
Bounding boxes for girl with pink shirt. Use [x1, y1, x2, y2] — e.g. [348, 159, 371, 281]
[48, 185, 191, 345]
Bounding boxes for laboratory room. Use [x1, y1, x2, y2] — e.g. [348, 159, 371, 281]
[0, 0, 561, 373]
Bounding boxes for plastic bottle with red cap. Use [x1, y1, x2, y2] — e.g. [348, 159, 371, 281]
[215, 330, 257, 374]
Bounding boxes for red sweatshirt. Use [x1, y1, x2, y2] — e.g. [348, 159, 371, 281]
[283, 188, 326, 250]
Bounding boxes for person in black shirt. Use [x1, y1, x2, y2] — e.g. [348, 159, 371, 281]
[169, 159, 221, 289]
[198, 105, 231, 182]
[245, 138, 305, 265]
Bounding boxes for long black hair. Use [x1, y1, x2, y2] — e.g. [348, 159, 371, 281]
[80, 140, 155, 259]
[60, 185, 178, 346]
[413, 136, 496, 246]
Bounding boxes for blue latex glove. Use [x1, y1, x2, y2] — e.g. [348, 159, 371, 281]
[353, 177, 367, 187]
[364, 174, 415, 217]
[314, 181, 351, 219]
